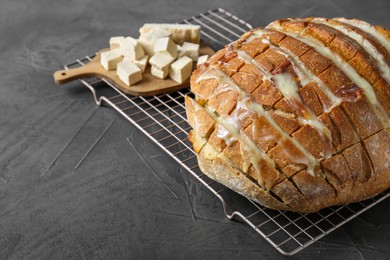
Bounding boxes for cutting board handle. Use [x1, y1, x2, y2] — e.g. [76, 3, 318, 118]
[54, 62, 101, 85]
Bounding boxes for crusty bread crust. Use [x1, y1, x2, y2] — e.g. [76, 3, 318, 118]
[197, 143, 291, 211]
[186, 17, 390, 212]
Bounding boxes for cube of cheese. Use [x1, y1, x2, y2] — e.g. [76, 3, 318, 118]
[154, 37, 177, 59]
[116, 60, 142, 86]
[178, 42, 199, 61]
[120, 37, 145, 60]
[100, 49, 123, 70]
[149, 52, 174, 71]
[109, 36, 125, 49]
[169, 56, 193, 83]
[149, 53, 174, 79]
[128, 55, 149, 73]
[120, 36, 138, 47]
[151, 65, 169, 79]
[197, 54, 209, 66]
[138, 27, 172, 57]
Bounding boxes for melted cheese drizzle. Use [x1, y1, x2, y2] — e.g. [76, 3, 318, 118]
[268, 23, 390, 128]
[197, 66, 319, 177]
[335, 18, 390, 55]
[273, 73, 332, 142]
[262, 38, 343, 113]
[216, 123, 236, 146]
[313, 18, 390, 85]
[198, 73, 276, 187]
[235, 49, 331, 143]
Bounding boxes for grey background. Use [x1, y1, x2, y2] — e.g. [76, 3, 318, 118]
[1, 0, 390, 259]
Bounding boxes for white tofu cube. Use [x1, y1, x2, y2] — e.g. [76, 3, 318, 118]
[109, 36, 125, 49]
[138, 27, 172, 57]
[120, 37, 145, 60]
[100, 49, 123, 70]
[154, 37, 177, 59]
[127, 55, 148, 73]
[120, 36, 138, 48]
[178, 42, 199, 61]
[169, 56, 193, 83]
[116, 60, 142, 86]
[151, 65, 169, 79]
[177, 44, 183, 54]
[197, 55, 209, 66]
[149, 52, 174, 71]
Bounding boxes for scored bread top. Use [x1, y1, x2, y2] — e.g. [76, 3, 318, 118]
[185, 17, 390, 213]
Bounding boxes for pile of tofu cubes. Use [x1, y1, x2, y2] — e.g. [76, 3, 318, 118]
[100, 23, 209, 86]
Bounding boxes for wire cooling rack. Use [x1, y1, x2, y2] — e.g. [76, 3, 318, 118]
[60, 8, 390, 256]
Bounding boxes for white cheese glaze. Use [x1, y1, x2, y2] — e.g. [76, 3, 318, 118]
[196, 65, 321, 176]
[312, 18, 390, 85]
[263, 38, 343, 113]
[268, 23, 390, 128]
[204, 103, 274, 188]
[335, 18, 390, 55]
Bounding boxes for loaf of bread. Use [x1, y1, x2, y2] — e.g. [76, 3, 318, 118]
[185, 17, 390, 213]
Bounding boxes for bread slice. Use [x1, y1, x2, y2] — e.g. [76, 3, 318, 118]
[186, 17, 390, 213]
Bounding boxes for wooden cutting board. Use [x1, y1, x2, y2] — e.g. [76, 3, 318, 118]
[53, 41, 214, 96]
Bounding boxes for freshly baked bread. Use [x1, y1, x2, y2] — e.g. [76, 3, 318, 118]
[185, 17, 390, 213]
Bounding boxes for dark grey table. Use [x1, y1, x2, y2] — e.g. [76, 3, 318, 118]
[1, 0, 389, 259]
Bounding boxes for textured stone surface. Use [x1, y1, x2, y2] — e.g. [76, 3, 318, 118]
[0, 0, 389, 259]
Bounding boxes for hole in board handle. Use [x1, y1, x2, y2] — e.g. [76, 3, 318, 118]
[61, 72, 66, 76]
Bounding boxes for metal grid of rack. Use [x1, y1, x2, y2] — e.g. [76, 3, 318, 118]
[61, 8, 390, 256]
